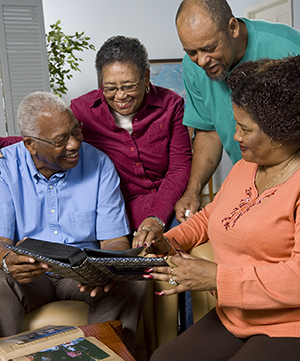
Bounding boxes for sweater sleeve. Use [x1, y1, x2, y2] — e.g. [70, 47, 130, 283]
[145, 96, 192, 225]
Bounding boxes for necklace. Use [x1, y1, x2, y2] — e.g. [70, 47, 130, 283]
[255, 150, 300, 192]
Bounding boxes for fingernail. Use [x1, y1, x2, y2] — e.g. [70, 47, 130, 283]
[143, 274, 154, 279]
[155, 292, 165, 296]
[144, 268, 153, 273]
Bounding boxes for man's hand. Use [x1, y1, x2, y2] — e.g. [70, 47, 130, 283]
[174, 189, 202, 223]
[3, 252, 51, 284]
[78, 280, 114, 297]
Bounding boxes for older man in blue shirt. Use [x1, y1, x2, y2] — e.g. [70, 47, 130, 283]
[0, 91, 147, 354]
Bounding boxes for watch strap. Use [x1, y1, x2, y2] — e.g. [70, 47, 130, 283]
[148, 216, 165, 231]
[1, 252, 10, 274]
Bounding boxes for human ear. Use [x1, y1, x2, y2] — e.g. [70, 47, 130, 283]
[228, 17, 239, 39]
[23, 137, 37, 155]
[144, 69, 150, 88]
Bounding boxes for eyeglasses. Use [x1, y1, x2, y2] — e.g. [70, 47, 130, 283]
[103, 77, 143, 96]
[25, 122, 84, 148]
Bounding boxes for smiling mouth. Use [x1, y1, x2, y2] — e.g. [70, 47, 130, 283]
[64, 152, 79, 159]
[205, 63, 219, 75]
[116, 100, 132, 108]
[239, 145, 248, 152]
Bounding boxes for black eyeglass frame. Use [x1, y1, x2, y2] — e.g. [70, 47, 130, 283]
[102, 76, 143, 96]
[24, 122, 84, 148]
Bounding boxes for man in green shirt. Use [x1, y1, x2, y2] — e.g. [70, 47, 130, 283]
[174, 0, 300, 222]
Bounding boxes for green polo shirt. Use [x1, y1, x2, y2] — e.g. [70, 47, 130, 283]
[182, 18, 300, 164]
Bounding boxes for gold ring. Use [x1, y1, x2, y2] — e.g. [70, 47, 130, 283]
[141, 227, 151, 232]
[170, 267, 174, 275]
[133, 231, 140, 237]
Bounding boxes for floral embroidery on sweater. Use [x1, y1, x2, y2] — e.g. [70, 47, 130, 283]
[222, 187, 277, 230]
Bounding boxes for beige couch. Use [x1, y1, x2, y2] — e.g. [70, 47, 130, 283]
[23, 243, 215, 360]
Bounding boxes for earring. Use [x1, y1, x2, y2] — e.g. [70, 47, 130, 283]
[269, 138, 282, 149]
[145, 86, 150, 94]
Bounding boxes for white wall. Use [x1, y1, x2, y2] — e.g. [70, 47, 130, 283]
[42, 0, 184, 103]
[43, 0, 298, 105]
[40, 0, 300, 189]
[39, 0, 254, 188]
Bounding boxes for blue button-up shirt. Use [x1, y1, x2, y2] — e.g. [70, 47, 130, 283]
[0, 141, 129, 249]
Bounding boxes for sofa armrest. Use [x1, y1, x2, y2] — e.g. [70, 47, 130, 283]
[189, 243, 216, 323]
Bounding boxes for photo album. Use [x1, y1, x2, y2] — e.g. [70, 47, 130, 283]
[6, 238, 169, 287]
[0, 325, 122, 360]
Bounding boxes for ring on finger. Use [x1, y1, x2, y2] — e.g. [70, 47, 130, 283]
[141, 227, 151, 232]
[169, 276, 178, 286]
[170, 267, 174, 275]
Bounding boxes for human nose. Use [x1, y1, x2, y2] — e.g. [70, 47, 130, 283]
[114, 88, 127, 99]
[196, 52, 210, 68]
[234, 124, 242, 142]
[66, 133, 83, 149]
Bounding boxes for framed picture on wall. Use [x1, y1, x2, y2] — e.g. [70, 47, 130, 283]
[149, 59, 187, 104]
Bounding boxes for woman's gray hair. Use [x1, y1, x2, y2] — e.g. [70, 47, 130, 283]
[95, 35, 150, 84]
[17, 91, 70, 137]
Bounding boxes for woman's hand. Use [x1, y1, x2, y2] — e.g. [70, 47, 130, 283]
[145, 253, 217, 296]
[132, 217, 165, 249]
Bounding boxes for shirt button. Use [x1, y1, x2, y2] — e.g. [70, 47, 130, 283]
[133, 118, 138, 123]
[51, 209, 55, 213]
[135, 162, 140, 167]
[151, 189, 156, 193]
[132, 133, 137, 137]
[49, 185, 53, 189]
[54, 231, 58, 235]
[131, 147, 135, 151]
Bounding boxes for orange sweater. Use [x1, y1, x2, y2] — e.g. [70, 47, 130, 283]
[165, 159, 300, 338]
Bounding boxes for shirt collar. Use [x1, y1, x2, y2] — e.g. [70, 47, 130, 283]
[24, 144, 67, 183]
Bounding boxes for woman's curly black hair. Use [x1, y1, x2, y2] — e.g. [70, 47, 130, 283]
[227, 55, 300, 146]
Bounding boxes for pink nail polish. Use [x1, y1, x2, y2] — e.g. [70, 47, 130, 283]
[144, 268, 153, 273]
[155, 291, 165, 296]
[143, 274, 154, 279]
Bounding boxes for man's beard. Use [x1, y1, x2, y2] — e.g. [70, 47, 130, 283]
[205, 63, 229, 82]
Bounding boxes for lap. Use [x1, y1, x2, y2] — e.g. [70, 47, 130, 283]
[150, 308, 300, 361]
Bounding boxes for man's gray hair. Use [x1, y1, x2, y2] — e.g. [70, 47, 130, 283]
[17, 91, 70, 136]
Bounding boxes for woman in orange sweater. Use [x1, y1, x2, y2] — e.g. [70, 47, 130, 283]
[144, 55, 300, 361]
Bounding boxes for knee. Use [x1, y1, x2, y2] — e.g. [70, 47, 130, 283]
[0, 271, 22, 306]
[150, 343, 171, 361]
[0, 270, 15, 291]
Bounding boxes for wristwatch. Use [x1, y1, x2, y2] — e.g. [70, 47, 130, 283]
[148, 216, 165, 231]
[1, 253, 10, 274]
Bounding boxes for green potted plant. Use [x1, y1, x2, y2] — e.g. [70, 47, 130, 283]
[46, 20, 95, 97]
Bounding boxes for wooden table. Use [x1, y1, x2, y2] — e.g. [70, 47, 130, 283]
[79, 321, 136, 361]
